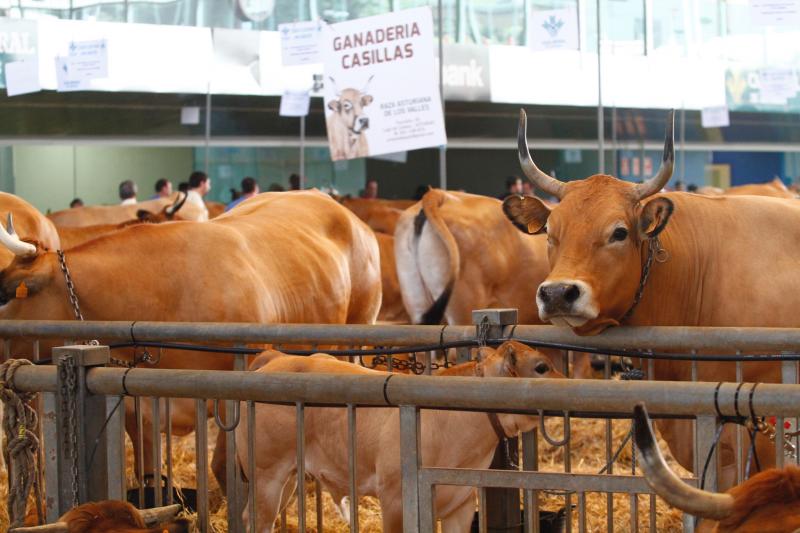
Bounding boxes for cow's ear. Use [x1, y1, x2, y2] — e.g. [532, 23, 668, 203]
[137, 209, 156, 222]
[502, 195, 551, 234]
[639, 197, 674, 238]
[361, 95, 373, 106]
[327, 100, 341, 112]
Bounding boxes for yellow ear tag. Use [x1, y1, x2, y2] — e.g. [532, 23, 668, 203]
[15, 282, 28, 299]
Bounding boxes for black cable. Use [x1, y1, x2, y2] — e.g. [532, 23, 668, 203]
[87, 395, 124, 472]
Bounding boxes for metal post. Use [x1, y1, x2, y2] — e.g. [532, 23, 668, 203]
[41, 392, 60, 523]
[400, 405, 421, 533]
[204, 90, 212, 174]
[300, 115, 306, 189]
[226, 354, 247, 531]
[54, 345, 121, 509]
[472, 308, 520, 532]
[438, 0, 447, 190]
[596, 0, 604, 174]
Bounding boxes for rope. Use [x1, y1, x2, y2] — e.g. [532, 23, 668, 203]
[0, 359, 44, 528]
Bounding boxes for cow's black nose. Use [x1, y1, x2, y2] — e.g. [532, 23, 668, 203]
[359, 117, 369, 127]
[538, 283, 581, 305]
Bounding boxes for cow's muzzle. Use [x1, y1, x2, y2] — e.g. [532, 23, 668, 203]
[353, 116, 369, 133]
[537, 279, 597, 327]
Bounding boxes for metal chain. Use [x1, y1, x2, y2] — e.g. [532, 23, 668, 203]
[621, 237, 668, 322]
[57, 250, 83, 322]
[366, 354, 442, 374]
[747, 417, 798, 460]
[58, 354, 79, 509]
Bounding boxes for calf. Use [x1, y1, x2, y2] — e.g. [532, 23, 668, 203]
[326, 77, 373, 161]
[236, 341, 563, 532]
[12, 501, 188, 533]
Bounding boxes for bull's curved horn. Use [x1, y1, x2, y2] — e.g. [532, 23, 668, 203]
[633, 403, 733, 519]
[633, 110, 675, 200]
[139, 503, 182, 526]
[9, 522, 69, 532]
[518, 109, 565, 199]
[0, 214, 36, 257]
[166, 192, 187, 217]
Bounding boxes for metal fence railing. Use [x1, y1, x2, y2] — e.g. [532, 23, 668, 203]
[2, 311, 799, 533]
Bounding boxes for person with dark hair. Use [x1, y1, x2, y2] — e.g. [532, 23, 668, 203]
[225, 177, 260, 212]
[178, 182, 189, 193]
[674, 180, 686, 192]
[360, 178, 378, 199]
[69, 198, 84, 209]
[152, 178, 172, 199]
[687, 183, 698, 193]
[289, 173, 301, 190]
[186, 171, 210, 221]
[119, 180, 138, 205]
[498, 175, 522, 200]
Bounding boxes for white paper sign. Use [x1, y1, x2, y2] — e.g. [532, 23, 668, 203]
[529, 8, 580, 52]
[279, 90, 311, 117]
[322, 7, 447, 161]
[55, 57, 90, 92]
[758, 68, 799, 105]
[750, 1, 800, 27]
[701, 106, 730, 128]
[67, 39, 108, 80]
[5, 60, 40, 96]
[181, 106, 201, 125]
[279, 21, 323, 66]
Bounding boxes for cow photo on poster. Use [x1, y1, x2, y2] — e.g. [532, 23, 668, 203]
[322, 6, 447, 161]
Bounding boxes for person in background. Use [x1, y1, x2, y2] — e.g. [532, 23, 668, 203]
[119, 180, 137, 205]
[69, 198, 84, 208]
[687, 183, 698, 193]
[152, 178, 172, 199]
[186, 171, 211, 221]
[360, 178, 378, 199]
[498, 175, 522, 200]
[673, 180, 686, 192]
[178, 182, 189, 193]
[289, 173, 302, 190]
[521, 181, 534, 197]
[225, 177, 260, 212]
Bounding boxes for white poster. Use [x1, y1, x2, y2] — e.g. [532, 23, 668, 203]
[181, 106, 201, 125]
[279, 90, 311, 116]
[529, 8, 580, 52]
[5, 60, 40, 96]
[750, 0, 800, 27]
[758, 68, 798, 105]
[279, 21, 323, 66]
[701, 106, 730, 128]
[67, 39, 108, 80]
[321, 7, 447, 161]
[55, 57, 90, 92]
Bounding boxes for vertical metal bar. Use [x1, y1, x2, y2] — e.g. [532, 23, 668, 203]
[195, 399, 209, 533]
[696, 415, 718, 492]
[296, 402, 307, 532]
[281, 508, 287, 533]
[596, 0, 604, 173]
[736, 359, 743, 484]
[151, 396, 162, 507]
[165, 398, 174, 506]
[204, 90, 212, 174]
[438, 0, 446, 190]
[42, 391, 60, 523]
[227, 353, 246, 532]
[780, 357, 797, 466]
[33, 339, 39, 363]
[680, 106, 687, 180]
[578, 492, 586, 533]
[247, 401, 257, 533]
[3, 338, 9, 360]
[478, 487, 488, 533]
[418, 480, 436, 533]
[300, 116, 306, 189]
[649, 494, 657, 532]
[604, 356, 613, 533]
[423, 351, 432, 375]
[522, 429, 537, 533]
[630, 494, 638, 532]
[135, 396, 145, 507]
[347, 405, 359, 533]
[315, 480, 323, 532]
[400, 405, 421, 533]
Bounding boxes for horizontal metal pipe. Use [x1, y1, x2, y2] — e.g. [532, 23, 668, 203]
[6, 367, 795, 418]
[11, 365, 57, 393]
[3, 320, 800, 351]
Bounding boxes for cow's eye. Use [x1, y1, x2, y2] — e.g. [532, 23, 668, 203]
[535, 362, 550, 374]
[343, 101, 353, 111]
[610, 227, 628, 242]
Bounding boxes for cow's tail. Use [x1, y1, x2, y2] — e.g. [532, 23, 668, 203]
[416, 189, 460, 325]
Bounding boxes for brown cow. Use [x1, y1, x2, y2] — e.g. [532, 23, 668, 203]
[326, 77, 373, 161]
[0, 193, 60, 270]
[11, 501, 188, 533]
[634, 403, 800, 533]
[236, 341, 563, 532]
[205, 200, 226, 219]
[502, 109, 800, 487]
[725, 177, 797, 199]
[376, 232, 410, 322]
[48, 192, 204, 227]
[0, 190, 382, 479]
[340, 197, 414, 234]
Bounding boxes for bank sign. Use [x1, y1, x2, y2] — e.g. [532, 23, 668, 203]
[0, 20, 37, 87]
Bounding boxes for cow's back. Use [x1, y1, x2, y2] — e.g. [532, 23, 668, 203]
[48, 194, 207, 226]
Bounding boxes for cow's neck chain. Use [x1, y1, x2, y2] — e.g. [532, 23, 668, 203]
[620, 237, 669, 323]
[57, 250, 84, 322]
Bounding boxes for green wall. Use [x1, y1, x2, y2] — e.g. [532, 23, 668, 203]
[9, 146, 194, 213]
